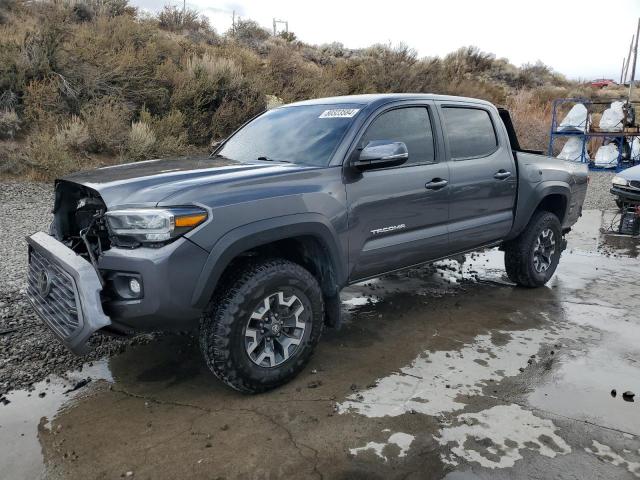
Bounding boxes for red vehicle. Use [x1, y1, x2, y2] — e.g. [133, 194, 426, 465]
[591, 78, 616, 88]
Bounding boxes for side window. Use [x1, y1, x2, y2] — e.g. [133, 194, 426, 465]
[360, 107, 435, 164]
[442, 107, 498, 159]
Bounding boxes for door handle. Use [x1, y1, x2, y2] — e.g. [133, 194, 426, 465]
[425, 179, 448, 190]
[494, 170, 512, 180]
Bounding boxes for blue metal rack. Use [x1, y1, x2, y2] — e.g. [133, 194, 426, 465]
[548, 98, 640, 172]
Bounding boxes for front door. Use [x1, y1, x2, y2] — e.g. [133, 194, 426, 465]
[345, 104, 450, 281]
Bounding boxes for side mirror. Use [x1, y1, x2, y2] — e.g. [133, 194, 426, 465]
[352, 141, 409, 171]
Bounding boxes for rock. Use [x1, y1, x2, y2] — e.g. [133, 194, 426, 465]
[623, 391, 635, 402]
[220, 424, 229, 431]
[611, 389, 617, 397]
[307, 380, 322, 389]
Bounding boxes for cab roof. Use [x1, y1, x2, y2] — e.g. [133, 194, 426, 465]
[284, 93, 495, 109]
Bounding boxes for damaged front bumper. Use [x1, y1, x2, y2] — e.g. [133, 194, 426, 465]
[611, 186, 640, 203]
[26, 231, 111, 355]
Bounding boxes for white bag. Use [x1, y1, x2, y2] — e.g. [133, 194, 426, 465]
[557, 137, 588, 162]
[599, 101, 624, 131]
[594, 143, 619, 168]
[558, 103, 589, 132]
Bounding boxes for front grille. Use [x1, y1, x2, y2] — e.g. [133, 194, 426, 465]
[630, 180, 640, 189]
[27, 247, 81, 340]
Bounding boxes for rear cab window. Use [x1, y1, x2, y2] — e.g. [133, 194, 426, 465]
[360, 107, 435, 165]
[442, 107, 498, 159]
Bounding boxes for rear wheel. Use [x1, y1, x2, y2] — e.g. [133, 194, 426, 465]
[504, 211, 563, 288]
[200, 258, 324, 393]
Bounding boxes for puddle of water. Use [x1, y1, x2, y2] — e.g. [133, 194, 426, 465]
[350, 431, 415, 461]
[568, 209, 640, 258]
[341, 294, 381, 309]
[0, 361, 112, 480]
[436, 404, 571, 469]
[338, 322, 587, 418]
[528, 301, 640, 434]
[585, 440, 640, 477]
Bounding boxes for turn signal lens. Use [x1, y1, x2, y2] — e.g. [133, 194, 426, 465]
[175, 213, 207, 228]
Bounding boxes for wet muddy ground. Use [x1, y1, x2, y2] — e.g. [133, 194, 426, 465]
[1, 208, 639, 480]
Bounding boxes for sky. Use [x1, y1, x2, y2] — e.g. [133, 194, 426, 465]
[132, 0, 640, 80]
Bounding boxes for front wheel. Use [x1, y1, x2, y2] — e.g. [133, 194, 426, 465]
[200, 258, 324, 393]
[504, 211, 563, 288]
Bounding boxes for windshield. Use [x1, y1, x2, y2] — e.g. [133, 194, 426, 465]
[217, 104, 362, 166]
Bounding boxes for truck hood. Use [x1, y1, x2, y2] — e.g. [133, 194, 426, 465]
[60, 155, 312, 207]
[618, 164, 640, 181]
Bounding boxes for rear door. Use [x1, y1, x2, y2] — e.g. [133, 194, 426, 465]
[345, 102, 450, 281]
[437, 103, 517, 252]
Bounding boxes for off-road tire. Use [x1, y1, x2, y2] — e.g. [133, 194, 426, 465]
[503, 211, 563, 288]
[200, 258, 324, 393]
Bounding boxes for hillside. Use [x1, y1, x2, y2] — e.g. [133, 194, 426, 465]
[0, 0, 613, 179]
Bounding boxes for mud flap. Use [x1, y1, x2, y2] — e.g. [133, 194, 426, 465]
[324, 293, 342, 329]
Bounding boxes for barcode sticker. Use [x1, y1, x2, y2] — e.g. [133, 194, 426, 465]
[319, 108, 360, 119]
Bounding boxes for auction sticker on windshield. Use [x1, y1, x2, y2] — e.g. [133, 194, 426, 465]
[319, 108, 360, 118]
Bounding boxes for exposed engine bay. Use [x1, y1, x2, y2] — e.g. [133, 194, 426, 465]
[50, 181, 110, 276]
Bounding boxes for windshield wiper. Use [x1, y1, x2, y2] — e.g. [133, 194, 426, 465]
[257, 156, 291, 163]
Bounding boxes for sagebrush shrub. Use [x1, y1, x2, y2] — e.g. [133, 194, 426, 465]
[26, 131, 78, 177]
[23, 78, 67, 131]
[56, 115, 90, 151]
[0, 0, 602, 180]
[0, 140, 28, 175]
[0, 109, 19, 139]
[81, 97, 130, 154]
[127, 121, 155, 160]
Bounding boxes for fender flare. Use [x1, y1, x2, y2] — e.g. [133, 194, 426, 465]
[191, 213, 346, 309]
[506, 181, 571, 241]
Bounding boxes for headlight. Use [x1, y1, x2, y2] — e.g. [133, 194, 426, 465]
[612, 176, 628, 187]
[105, 207, 208, 245]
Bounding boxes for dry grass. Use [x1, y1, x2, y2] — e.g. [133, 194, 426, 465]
[506, 90, 553, 152]
[0, 0, 589, 178]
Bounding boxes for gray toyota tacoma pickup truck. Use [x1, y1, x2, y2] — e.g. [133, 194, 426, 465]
[26, 94, 588, 393]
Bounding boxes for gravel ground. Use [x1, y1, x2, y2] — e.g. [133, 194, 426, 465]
[0, 181, 151, 397]
[0, 174, 619, 397]
[582, 170, 617, 210]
